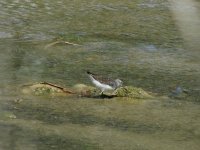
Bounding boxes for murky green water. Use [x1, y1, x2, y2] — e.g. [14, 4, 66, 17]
[0, 0, 200, 150]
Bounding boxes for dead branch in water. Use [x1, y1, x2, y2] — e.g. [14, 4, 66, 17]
[64, 41, 79, 46]
[45, 40, 80, 49]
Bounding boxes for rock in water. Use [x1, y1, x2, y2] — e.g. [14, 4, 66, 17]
[115, 86, 153, 99]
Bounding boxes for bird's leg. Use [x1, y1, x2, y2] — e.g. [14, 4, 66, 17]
[112, 87, 119, 95]
[100, 91, 103, 95]
[100, 89, 104, 95]
[112, 90, 117, 95]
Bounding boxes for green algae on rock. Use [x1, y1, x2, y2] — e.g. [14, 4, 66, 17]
[72, 84, 98, 97]
[21, 82, 75, 96]
[115, 86, 153, 99]
[73, 84, 153, 99]
[21, 82, 153, 99]
[0, 111, 17, 120]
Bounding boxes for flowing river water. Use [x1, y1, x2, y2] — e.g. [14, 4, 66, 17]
[0, 0, 200, 150]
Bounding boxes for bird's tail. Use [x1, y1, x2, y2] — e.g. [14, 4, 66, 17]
[86, 71, 95, 75]
[86, 71, 96, 82]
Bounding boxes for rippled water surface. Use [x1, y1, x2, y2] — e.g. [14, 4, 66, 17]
[0, 0, 200, 150]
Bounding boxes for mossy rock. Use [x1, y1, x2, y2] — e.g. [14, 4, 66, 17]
[21, 82, 74, 96]
[72, 84, 98, 97]
[73, 85, 153, 99]
[0, 111, 17, 120]
[21, 83, 153, 99]
[115, 86, 153, 99]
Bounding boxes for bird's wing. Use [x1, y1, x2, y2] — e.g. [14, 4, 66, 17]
[87, 71, 115, 87]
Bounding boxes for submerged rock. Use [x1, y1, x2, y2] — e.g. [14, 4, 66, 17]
[0, 112, 17, 120]
[168, 86, 189, 99]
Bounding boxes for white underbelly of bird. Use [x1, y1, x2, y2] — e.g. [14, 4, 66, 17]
[87, 71, 123, 95]
[92, 79, 114, 91]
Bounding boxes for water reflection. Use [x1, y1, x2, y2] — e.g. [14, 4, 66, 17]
[169, 0, 200, 57]
[0, 0, 200, 150]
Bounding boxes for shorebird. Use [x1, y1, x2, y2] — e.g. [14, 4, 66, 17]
[86, 71, 123, 95]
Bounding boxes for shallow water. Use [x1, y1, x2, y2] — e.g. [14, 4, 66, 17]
[0, 0, 200, 150]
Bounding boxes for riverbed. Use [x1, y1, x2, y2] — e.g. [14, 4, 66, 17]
[0, 0, 199, 150]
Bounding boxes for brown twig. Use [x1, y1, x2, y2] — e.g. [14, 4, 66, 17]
[40, 82, 76, 94]
[45, 41, 80, 49]
[45, 41, 60, 49]
[64, 41, 80, 46]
